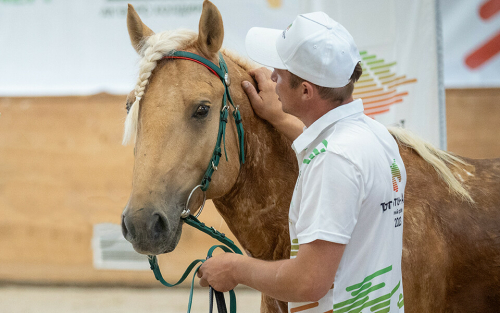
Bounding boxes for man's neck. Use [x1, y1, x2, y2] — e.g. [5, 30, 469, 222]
[301, 96, 355, 127]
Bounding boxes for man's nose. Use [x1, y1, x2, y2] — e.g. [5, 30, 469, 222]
[271, 69, 277, 82]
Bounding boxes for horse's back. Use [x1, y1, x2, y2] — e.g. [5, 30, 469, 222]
[400, 145, 500, 312]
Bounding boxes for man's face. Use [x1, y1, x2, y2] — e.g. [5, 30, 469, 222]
[271, 68, 301, 116]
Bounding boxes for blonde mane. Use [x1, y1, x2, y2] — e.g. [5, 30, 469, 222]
[122, 29, 198, 145]
[388, 127, 474, 203]
[221, 48, 259, 72]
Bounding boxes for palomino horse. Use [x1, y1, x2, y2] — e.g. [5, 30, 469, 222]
[121, 1, 500, 312]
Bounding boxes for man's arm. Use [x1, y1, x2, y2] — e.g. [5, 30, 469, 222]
[242, 67, 305, 142]
[198, 240, 345, 303]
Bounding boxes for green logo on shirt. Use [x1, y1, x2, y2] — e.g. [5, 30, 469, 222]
[303, 140, 328, 164]
[333, 265, 403, 313]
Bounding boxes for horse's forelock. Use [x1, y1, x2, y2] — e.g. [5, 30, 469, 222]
[122, 29, 198, 145]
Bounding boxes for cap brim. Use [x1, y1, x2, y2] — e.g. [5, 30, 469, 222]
[245, 27, 286, 69]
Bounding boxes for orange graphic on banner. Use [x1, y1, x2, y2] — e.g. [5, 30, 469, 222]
[465, 0, 500, 69]
[353, 51, 417, 118]
[479, 0, 500, 20]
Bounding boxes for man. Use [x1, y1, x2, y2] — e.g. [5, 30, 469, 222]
[198, 11, 406, 312]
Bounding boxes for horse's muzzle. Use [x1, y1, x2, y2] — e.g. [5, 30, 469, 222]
[121, 210, 172, 254]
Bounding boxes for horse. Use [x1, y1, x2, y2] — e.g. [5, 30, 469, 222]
[120, 1, 500, 312]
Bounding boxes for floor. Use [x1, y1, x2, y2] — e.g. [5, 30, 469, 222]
[0, 285, 262, 313]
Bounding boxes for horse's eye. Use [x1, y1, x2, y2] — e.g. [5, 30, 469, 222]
[193, 104, 210, 118]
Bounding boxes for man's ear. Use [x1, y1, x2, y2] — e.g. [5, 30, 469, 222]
[301, 81, 316, 101]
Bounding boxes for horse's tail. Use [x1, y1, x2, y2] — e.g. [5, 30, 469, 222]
[388, 127, 474, 203]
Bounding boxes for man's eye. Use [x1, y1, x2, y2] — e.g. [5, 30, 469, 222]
[193, 105, 210, 118]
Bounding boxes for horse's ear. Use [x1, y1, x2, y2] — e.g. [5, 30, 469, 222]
[197, 0, 224, 57]
[127, 4, 155, 54]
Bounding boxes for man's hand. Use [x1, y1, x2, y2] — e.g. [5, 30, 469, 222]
[197, 240, 344, 302]
[242, 67, 284, 124]
[198, 253, 242, 292]
[242, 67, 305, 142]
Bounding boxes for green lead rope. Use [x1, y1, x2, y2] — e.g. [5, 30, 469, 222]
[148, 215, 243, 313]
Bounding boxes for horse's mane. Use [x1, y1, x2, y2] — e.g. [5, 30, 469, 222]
[221, 48, 259, 72]
[123, 29, 198, 145]
[388, 127, 474, 203]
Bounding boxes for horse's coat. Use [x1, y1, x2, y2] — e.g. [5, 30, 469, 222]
[121, 2, 500, 312]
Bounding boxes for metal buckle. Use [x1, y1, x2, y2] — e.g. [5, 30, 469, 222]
[181, 184, 207, 219]
[224, 73, 231, 86]
[211, 161, 218, 171]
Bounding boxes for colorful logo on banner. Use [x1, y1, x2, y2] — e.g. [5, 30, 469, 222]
[464, 0, 500, 69]
[353, 50, 417, 118]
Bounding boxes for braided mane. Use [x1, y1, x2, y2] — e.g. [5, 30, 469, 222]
[122, 29, 197, 145]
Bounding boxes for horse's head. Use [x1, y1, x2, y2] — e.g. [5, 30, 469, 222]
[121, 1, 242, 255]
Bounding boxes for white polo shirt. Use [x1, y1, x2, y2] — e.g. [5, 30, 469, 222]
[288, 99, 406, 313]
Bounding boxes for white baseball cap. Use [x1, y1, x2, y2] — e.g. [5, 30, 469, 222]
[245, 12, 361, 88]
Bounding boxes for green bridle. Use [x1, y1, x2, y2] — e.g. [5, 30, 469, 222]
[146, 51, 245, 313]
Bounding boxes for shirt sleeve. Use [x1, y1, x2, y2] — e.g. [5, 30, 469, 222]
[296, 151, 364, 245]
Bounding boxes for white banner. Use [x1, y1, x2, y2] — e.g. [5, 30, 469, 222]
[0, 0, 299, 96]
[441, 0, 500, 88]
[0, 0, 444, 147]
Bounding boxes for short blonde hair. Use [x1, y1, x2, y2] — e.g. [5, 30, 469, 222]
[289, 62, 363, 105]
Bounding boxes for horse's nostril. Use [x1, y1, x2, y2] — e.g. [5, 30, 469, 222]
[121, 215, 128, 238]
[152, 213, 168, 240]
[122, 214, 136, 241]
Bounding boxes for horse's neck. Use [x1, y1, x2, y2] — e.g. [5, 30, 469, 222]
[213, 53, 298, 260]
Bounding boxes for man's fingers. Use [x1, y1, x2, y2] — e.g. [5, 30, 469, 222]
[199, 277, 209, 288]
[249, 67, 273, 86]
[242, 81, 262, 105]
[253, 69, 271, 85]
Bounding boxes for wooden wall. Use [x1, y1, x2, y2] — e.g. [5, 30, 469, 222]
[0, 88, 498, 286]
[446, 88, 500, 158]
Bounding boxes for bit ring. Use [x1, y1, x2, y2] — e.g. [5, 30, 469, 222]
[181, 184, 207, 219]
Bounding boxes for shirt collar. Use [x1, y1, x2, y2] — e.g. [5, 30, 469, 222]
[292, 99, 364, 153]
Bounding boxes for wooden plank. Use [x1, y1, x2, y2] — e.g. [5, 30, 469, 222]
[446, 88, 500, 159]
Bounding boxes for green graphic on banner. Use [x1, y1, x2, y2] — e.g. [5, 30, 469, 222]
[354, 50, 417, 118]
